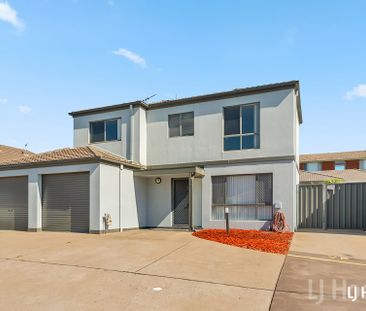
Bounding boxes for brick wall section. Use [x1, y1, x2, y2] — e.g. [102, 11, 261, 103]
[322, 161, 335, 170]
[346, 160, 359, 169]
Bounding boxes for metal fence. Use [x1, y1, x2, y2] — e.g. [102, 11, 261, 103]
[297, 183, 366, 230]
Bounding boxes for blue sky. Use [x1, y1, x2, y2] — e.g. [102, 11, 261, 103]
[1, 0, 365, 154]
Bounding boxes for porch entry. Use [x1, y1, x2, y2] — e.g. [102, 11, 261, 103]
[172, 178, 189, 226]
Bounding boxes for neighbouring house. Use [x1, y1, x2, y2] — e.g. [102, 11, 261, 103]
[0, 145, 33, 162]
[0, 81, 302, 233]
[300, 169, 366, 184]
[300, 150, 366, 171]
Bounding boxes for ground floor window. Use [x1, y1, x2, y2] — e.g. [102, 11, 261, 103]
[211, 173, 273, 221]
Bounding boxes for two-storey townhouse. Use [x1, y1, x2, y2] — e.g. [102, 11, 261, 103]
[0, 81, 302, 232]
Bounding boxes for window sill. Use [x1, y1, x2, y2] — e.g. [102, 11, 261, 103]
[168, 135, 194, 139]
[222, 148, 260, 152]
[89, 139, 121, 145]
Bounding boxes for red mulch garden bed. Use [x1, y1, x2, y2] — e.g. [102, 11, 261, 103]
[192, 229, 293, 255]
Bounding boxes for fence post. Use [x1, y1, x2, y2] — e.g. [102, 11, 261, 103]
[322, 184, 327, 230]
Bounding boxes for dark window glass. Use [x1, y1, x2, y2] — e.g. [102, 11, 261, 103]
[106, 119, 118, 141]
[212, 176, 226, 204]
[224, 136, 240, 151]
[181, 112, 194, 136]
[169, 112, 194, 137]
[168, 114, 181, 137]
[90, 121, 105, 143]
[242, 135, 255, 149]
[242, 105, 255, 134]
[224, 106, 240, 135]
[223, 104, 259, 151]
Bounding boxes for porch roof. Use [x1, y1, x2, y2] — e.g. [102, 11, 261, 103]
[134, 166, 205, 178]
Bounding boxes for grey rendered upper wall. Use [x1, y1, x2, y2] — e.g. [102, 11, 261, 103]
[73, 109, 130, 158]
[72, 87, 299, 166]
[146, 88, 298, 166]
[72, 106, 146, 165]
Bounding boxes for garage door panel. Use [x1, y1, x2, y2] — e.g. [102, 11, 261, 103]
[0, 209, 15, 230]
[0, 176, 28, 231]
[42, 172, 89, 233]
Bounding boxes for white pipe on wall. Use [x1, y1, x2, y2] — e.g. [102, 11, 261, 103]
[129, 105, 135, 161]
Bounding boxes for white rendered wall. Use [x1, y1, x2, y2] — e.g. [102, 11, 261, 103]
[121, 169, 147, 229]
[146, 176, 173, 227]
[99, 163, 120, 231]
[192, 177, 202, 228]
[133, 176, 147, 227]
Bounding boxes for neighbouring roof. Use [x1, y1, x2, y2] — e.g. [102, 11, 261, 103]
[300, 150, 366, 163]
[69, 80, 302, 123]
[0, 146, 143, 170]
[0, 145, 34, 162]
[300, 169, 366, 183]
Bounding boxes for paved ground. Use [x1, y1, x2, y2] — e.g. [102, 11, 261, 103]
[0, 230, 285, 311]
[2, 230, 365, 310]
[271, 231, 366, 310]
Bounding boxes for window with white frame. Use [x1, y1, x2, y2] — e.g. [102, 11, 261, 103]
[223, 103, 260, 151]
[211, 174, 273, 221]
[361, 160, 366, 170]
[335, 161, 345, 170]
[90, 119, 120, 143]
[168, 112, 194, 137]
[304, 162, 321, 172]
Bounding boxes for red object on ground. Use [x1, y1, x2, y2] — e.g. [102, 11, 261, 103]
[193, 229, 293, 255]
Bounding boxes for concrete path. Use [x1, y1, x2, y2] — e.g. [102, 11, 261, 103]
[271, 231, 366, 310]
[0, 230, 284, 310]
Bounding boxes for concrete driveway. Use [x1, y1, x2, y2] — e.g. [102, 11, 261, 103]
[271, 231, 366, 310]
[0, 230, 285, 311]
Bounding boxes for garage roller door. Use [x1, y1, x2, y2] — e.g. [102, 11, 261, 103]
[0, 176, 28, 231]
[42, 172, 89, 233]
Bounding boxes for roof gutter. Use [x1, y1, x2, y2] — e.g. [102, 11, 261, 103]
[68, 81, 303, 123]
[0, 157, 143, 171]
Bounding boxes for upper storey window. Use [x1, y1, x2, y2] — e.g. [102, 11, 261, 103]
[90, 119, 120, 143]
[168, 112, 194, 137]
[223, 103, 260, 151]
[335, 161, 345, 170]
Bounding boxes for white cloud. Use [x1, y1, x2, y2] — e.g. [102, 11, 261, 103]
[113, 48, 146, 68]
[0, 97, 8, 104]
[0, 2, 24, 30]
[344, 84, 366, 100]
[18, 105, 31, 113]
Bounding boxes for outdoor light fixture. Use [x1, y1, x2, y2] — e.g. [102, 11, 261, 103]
[155, 177, 162, 184]
[224, 207, 230, 235]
